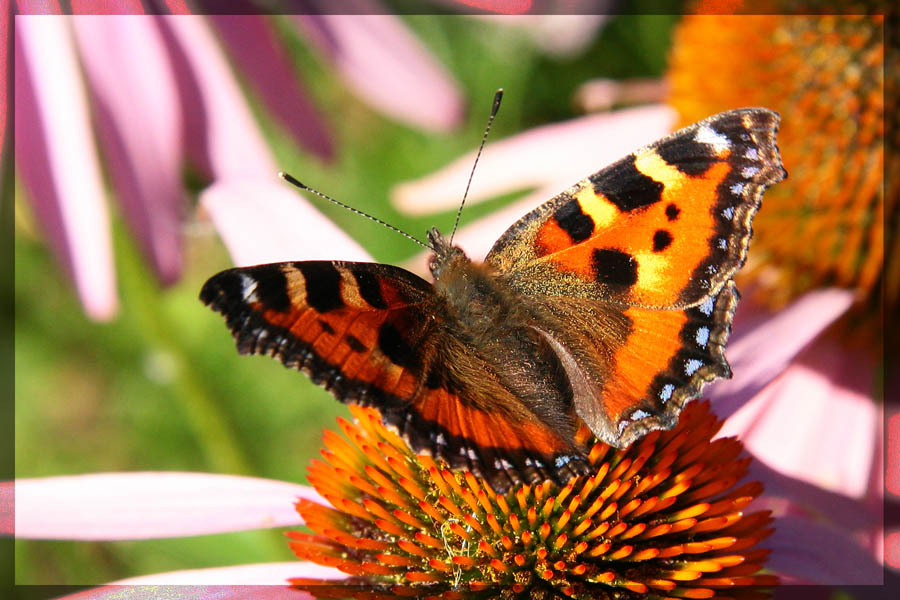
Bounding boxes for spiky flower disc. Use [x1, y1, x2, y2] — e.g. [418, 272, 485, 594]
[287, 401, 776, 599]
[667, 9, 890, 342]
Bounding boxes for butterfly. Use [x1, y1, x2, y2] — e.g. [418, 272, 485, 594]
[201, 108, 786, 493]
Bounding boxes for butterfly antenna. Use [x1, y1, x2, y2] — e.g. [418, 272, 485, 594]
[279, 171, 430, 249]
[448, 88, 504, 246]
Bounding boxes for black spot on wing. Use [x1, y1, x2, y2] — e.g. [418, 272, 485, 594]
[553, 199, 595, 243]
[591, 154, 664, 212]
[656, 136, 718, 176]
[296, 262, 344, 313]
[352, 267, 388, 309]
[653, 230, 673, 252]
[378, 322, 420, 372]
[318, 320, 335, 335]
[592, 248, 638, 287]
[665, 203, 680, 221]
[345, 334, 367, 353]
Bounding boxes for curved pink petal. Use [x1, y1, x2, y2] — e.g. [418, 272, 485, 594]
[709, 289, 856, 419]
[72, 14, 185, 285]
[157, 15, 276, 181]
[208, 13, 334, 161]
[0, 480, 11, 535]
[392, 104, 676, 215]
[721, 348, 877, 499]
[70, 0, 144, 13]
[14, 472, 321, 540]
[112, 561, 344, 585]
[888, 530, 900, 570]
[200, 178, 371, 266]
[295, 8, 464, 132]
[59, 583, 316, 600]
[442, 0, 533, 13]
[888, 410, 900, 498]
[15, 15, 117, 320]
[766, 515, 883, 584]
[0, 2, 9, 172]
[474, 15, 609, 57]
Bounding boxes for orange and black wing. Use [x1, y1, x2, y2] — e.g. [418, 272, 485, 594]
[484, 109, 786, 446]
[200, 261, 587, 492]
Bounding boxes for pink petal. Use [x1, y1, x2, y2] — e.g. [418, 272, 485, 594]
[722, 347, 877, 499]
[709, 289, 856, 419]
[69, 0, 144, 13]
[392, 104, 676, 215]
[0, 480, 11, 535]
[200, 178, 371, 266]
[111, 561, 344, 585]
[766, 515, 883, 584]
[59, 584, 317, 600]
[156, 15, 276, 181]
[0, 3, 9, 166]
[887, 529, 900, 570]
[14, 472, 322, 540]
[208, 14, 334, 161]
[15, 15, 117, 320]
[474, 15, 608, 57]
[295, 9, 464, 132]
[888, 410, 900, 498]
[71, 15, 185, 285]
[443, 0, 533, 13]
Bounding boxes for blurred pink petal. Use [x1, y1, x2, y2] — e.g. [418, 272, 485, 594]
[574, 78, 669, 112]
[60, 584, 316, 600]
[721, 339, 878, 499]
[158, 15, 276, 180]
[392, 104, 676, 215]
[475, 15, 608, 57]
[15, 15, 117, 320]
[200, 178, 371, 266]
[295, 9, 464, 132]
[444, 0, 533, 13]
[888, 410, 900, 498]
[69, 0, 144, 13]
[888, 530, 900, 570]
[0, 480, 11, 535]
[112, 561, 343, 585]
[766, 515, 884, 584]
[208, 13, 334, 161]
[0, 2, 9, 173]
[14, 472, 320, 540]
[72, 15, 185, 285]
[709, 289, 856, 419]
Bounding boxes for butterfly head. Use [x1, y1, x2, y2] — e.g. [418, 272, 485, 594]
[427, 227, 469, 280]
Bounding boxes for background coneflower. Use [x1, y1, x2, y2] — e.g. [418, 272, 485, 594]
[666, 9, 890, 346]
[288, 402, 777, 599]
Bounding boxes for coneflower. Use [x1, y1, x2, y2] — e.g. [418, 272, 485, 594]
[288, 401, 777, 599]
[667, 10, 890, 344]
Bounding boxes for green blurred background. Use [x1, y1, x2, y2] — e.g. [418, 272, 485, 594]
[13, 11, 678, 587]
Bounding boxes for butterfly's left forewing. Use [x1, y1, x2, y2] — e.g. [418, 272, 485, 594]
[485, 108, 785, 446]
[201, 261, 588, 492]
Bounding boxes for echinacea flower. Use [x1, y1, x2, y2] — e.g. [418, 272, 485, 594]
[12, 5, 463, 320]
[289, 401, 778, 598]
[10, 287, 883, 594]
[667, 10, 890, 343]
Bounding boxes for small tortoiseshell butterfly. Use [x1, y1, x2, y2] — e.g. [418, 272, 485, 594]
[201, 108, 786, 493]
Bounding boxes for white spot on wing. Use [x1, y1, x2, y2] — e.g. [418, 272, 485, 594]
[555, 455, 572, 468]
[722, 206, 735, 219]
[718, 238, 728, 250]
[694, 125, 731, 154]
[695, 326, 710, 347]
[630, 409, 651, 421]
[659, 384, 675, 402]
[685, 359, 703, 375]
[435, 433, 447, 446]
[730, 182, 745, 196]
[239, 273, 259, 302]
[699, 297, 714, 316]
[745, 147, 759, 160]
[742, 166, 760, 178]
